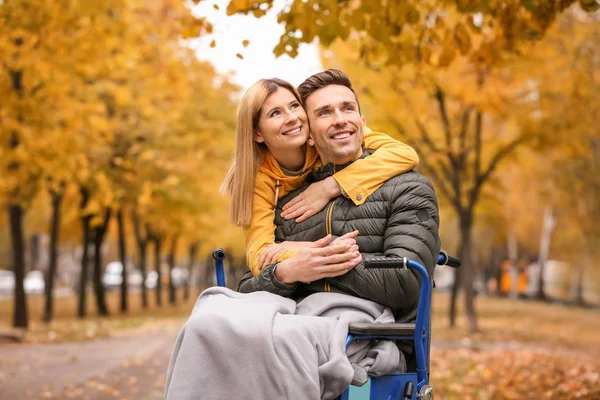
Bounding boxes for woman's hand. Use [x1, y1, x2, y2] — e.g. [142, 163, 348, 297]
[274, 234, 362, 284]
[281, 176, 341, 223]
[257, 241, 313, 271]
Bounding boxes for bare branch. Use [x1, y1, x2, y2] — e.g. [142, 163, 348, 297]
[435, 86, 462, 203]
[435, 86, 453, 153]
[420, 162, 462, 213]
[469, 134, 532, 209]
[413, 117, 440, 153]
[458, 106, 474, 170]
[473, 110, 483, 180]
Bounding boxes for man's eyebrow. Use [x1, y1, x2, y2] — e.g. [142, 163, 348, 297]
[313, 104, 331, 115]
[341, 100, 358, 108]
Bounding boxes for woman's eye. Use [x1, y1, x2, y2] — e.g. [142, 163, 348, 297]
[291, 102, 300, 109]
[270, 110, 280, 117]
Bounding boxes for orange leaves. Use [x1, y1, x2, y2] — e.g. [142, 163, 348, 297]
[432, 348, 600, 400]
[454, 23, 472, 55]
[579, 0, 600, 12]
[226, 0, 598, 69]
[0, 1, 240, 250]
[226, 0, 271, 17]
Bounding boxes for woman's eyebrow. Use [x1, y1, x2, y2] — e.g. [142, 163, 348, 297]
[266, 105, 281, 114]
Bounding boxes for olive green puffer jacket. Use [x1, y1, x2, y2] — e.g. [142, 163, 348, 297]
[238, 153, 441, 320]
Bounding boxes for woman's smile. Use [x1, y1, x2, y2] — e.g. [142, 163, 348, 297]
[282, 125, 303, 136]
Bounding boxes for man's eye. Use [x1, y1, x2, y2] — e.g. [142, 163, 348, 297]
[343, 105, 354, 111]
[318, 110, 330, 116]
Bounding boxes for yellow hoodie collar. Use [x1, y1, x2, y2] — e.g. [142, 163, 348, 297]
[258, 146, 319, 181]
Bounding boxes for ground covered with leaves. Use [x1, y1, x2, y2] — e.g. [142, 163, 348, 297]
[1, 292, 598, 399]
[430, 295, 600, 400]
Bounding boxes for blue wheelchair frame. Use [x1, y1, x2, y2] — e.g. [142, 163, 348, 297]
[213, 249, 453, 400]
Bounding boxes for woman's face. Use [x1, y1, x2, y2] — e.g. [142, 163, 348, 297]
[254, 87, 309, 154]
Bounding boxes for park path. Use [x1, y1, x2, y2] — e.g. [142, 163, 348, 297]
[0, 322, 182, 400]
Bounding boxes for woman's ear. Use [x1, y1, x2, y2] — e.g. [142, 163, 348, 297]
[253, 129, 265, 143]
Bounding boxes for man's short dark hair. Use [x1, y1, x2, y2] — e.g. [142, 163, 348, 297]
[297, 69, 361, 113]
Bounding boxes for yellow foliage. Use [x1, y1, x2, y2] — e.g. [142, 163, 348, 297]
[0, 0, 242, 265]
[227, 0, 597, 70]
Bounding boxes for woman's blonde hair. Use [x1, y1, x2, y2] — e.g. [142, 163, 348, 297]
[220, 78, 302, 227]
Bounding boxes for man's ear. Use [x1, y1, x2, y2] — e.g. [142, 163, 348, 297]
[307, 133, 315, 146]
[361, 115, 366, 126]
[253, 129, 265, 143]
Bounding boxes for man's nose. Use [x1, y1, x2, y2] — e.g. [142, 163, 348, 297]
[333, 109, 347, 126]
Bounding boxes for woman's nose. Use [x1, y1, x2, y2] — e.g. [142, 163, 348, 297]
[284, 109, 298, 124]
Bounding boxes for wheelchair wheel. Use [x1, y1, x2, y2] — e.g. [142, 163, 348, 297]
[417, 385, 434, 400]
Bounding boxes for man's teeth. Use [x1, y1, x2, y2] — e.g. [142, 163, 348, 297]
[332, 132, 351, 139]
[283, 127, 301, 136]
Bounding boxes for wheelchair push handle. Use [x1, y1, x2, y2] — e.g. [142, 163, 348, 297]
[363, 252, 461, 269]
[212, 248, 226, 287]
[438, 251, 461, 268]
[212, 248, 226, 260]
[363, 256, 408, 269]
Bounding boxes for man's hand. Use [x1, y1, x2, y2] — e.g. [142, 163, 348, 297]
[274, 234, 362, 284]
[331, 230, 359, 247]
[281, 177, 341, 223]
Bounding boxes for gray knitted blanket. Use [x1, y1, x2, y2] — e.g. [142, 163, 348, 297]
[164, 287, 405, 400]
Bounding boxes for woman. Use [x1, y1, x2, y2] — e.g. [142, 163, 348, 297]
[221, 78, 419, 276]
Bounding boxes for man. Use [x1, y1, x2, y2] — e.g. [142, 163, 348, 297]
[164, 70, 440, 400]
[238, 69, 440, 321]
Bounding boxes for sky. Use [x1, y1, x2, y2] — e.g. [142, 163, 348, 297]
[191, 0, 323, 92]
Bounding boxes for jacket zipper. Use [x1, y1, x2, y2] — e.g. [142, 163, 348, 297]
[327, 165, 337, 235]
[325, 199, 336, 235]
[324, 199, 336, 293]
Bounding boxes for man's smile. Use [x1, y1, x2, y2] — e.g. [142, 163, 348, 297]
[330, 129, 354, 140]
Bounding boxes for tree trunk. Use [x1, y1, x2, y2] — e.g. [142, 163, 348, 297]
[117, 208, 128, 313]
[507, 229, 519, 299]
[460, 213, 479, 333]
[185, 242, 198, 301]
[535, 206, 555, 300]
[449, 210, 479, 333]
[132, 213, 149, 308]
[92, 209, 112, 316]
[154, 235, 163, 307]
[78, 188, 91, 318]
[168, 235, 179, 305]
[43, 190, 63, 323]
[9, 204, 28, 328]
[449, 263, 462, 328]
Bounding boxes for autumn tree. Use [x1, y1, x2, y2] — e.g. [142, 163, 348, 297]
[226, 0, 599, 333]
[1, 0, 223, 325]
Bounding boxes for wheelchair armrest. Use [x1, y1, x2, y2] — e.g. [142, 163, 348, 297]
[348, 322, 416, 337]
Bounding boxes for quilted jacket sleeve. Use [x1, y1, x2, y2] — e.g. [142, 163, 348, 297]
[237, 264, 297, 297]
[325, 176, 441, 311]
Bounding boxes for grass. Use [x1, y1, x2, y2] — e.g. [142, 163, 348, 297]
[431, 293, 600, 351]
[1, 288, 599, 351]
[0, 288, 198, 343]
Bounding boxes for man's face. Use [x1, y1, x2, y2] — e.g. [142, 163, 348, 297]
[304, 85, 366, 165]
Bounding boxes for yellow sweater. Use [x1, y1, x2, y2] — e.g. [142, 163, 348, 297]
[245, 130, 419, 275]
